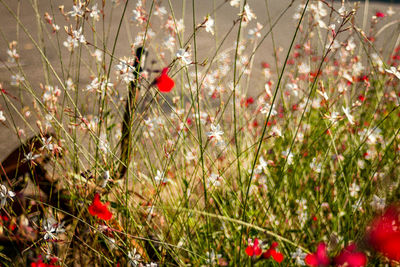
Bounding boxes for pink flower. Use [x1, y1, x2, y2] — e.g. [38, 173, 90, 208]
[334, 244, 367, 267]
[305, 243, 330, 266]
[155, 67, 175, 93]
[245, 238, 262, 257]
[263, 242, 284, 263]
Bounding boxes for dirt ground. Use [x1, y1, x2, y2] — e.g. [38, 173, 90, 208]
[0, 0, 398, 161]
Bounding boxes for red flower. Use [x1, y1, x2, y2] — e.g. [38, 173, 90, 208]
[334, 244, 367, 267]
[375, 12, 385, 18]
[155, 67, 175, 93]
[88, 193, 113, 221]
[367, 204, 400, 261]
[245, 238, 262, 257]
[305, 243, 330, 266]
[263, 242, 284, 263]
[31, 257, 60, 267]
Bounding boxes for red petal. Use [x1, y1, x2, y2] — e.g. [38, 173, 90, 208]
[316, 243, 330, 265]
[89, 193, 113, 221]
[272, 251, 284, 263]
[156, 67, 175, 93]
[334, 244, 367, 267]
[305, 254, 318, 266]
[245, 246, 254, 257]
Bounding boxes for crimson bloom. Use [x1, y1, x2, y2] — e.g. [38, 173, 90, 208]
[334, 244, 367, 267]
[88, 193, 113, 221]
[263, 242, 284, 263]
[375, 12, 385, 18]
[155, 67, 175, 93]
[305, 242, 330, 266]
[367, 204, 400, 261]
[245, 238, 262, 257]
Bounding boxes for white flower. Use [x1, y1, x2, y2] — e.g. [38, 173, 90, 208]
[206, 124, 224, 142]
[7, 48, 19, 62]
[282, 149, 294, 165]
[204, 16, 214, 35]
[0, 185, 15, 207]
[298, 62, 310, 74]
[260, 103, 277, 115]
[385, 66, 400, 80]
[22, 152, 40, 163]
[176, 19, 184, 33]
[100, 170, 110, 188]
[73, 28, 86, 43]
[128, 248, 141, 266]
[310, 158, 322, 173]
[207, 173, 221, 188]
[92, 49, 103, 62]
[387, 6, 395, 16]
[206, 249, 222, 265]
[86, 78, 100, 92]
[349, 182, 360, 197]
[0, 111, 5, 122]
[154, 6, 167, 16]
[11, 73, 24, 86]
[242, 4, 256, 22]
[370, 195, 385, 210]
[342, 106, 354, 125]
[346, 38, 356, 51]
[255, 156, 268, 174]
[90, 4, 100, 21]
[176, 48, 191, 65]
[41, 136, 54, 151]
[230, 0, 240, 7]
[69, 2, 84, 17]
[291, 248, 307, 266]
[63, 36, 79, 51]
[154, 170, 168, 185]
[42, 216, 65, 240]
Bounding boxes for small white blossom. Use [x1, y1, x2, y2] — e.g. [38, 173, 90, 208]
[10, 73, 24, 86]
[207, 173, 222, 188]
[22, 152, 40, 163]
[342, 106, 354, 125]
[206, 124, 224, 142]
[291, 248, 307, 266]
[204, 16, 215, 35]
[370, 195, 385, 210]
[385, 66, 400, 80]
[0, 184, 15, 208]
[42, 216, 65, 240]
[349, 182, 360, 197]
[0, 111, 5, 122]
[176, 48, 191, 65]
[128, 248, 141, 266]
[69, 2, 84, 17]
[90, 4, 100, 21]
[230, 0, 240, 7]
[154, 170, 168, 185]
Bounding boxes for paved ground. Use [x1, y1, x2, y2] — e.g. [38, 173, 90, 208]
[0, 0, 398, 161]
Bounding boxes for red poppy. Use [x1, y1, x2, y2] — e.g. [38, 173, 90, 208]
[367, 204, 400, 261]
[155, 67, 175, 93]
[263, 242, 284, 263]
[245, 238, 262, 257]
[375, 12, 385, 18]
[334, 243, 367, 267]
[305, 243, 330, 266]
[88, 193, 113, 221]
